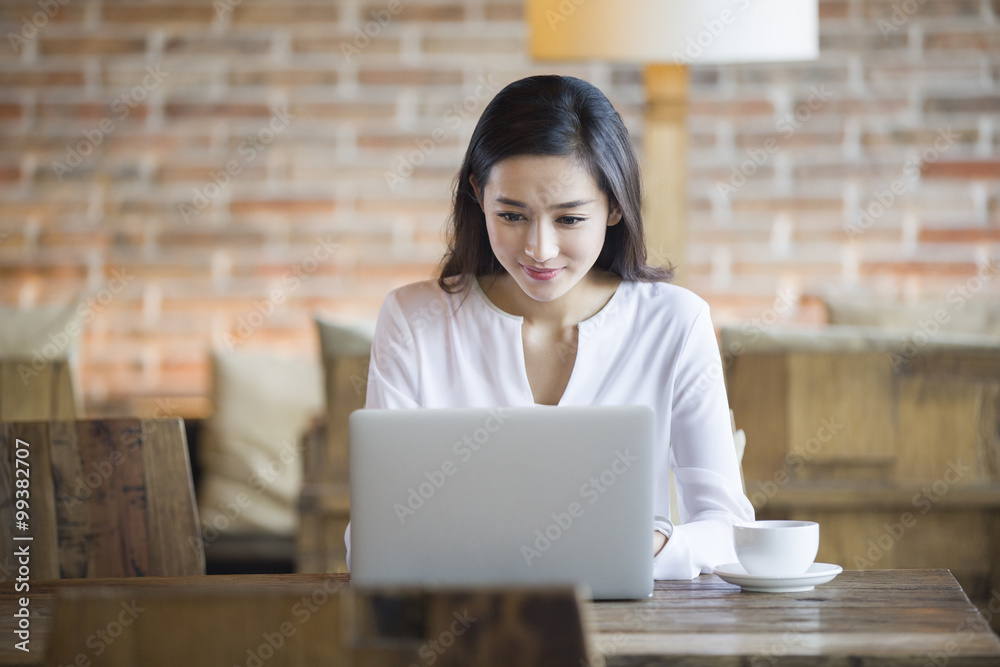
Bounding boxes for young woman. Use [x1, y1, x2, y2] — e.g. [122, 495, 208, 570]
[347, 75, 754, 579]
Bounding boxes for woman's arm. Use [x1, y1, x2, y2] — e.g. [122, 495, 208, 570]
[652, 304, 755, 579]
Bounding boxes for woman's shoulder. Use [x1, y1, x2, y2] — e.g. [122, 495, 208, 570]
[381, 276, 474, 320]
[626, 280, 711, 320]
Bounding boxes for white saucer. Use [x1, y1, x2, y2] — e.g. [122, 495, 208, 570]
[713, 562, 843, 593]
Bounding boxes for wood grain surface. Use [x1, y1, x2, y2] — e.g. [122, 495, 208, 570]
[0, 570, 997, 666]
[0, 419, 204, 581]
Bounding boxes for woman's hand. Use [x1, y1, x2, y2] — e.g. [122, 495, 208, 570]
[654, 530, 668, 556]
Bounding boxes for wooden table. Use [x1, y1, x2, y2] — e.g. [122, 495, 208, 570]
[2, 570, 998, 666]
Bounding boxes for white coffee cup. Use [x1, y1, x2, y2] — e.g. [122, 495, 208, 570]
[733, 520, 819, 577]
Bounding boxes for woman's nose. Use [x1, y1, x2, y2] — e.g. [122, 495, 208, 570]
[524, 221, 558, 262]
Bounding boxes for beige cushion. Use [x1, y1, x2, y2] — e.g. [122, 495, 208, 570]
[314, 315, 376, 359]
[198, 350, 323, 536]
[0, 303, 84, 359]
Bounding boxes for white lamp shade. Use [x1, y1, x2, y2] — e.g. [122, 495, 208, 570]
[528, 0, 818, 64]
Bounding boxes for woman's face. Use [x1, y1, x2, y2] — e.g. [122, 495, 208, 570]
[473, 154, 621, 304]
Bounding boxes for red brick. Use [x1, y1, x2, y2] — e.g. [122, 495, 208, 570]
[687, 98, 774, 116]
[862, 0, 981, 19]
[229, 69, 339, 87]
[38, 101, 148, 120]
[0, 103, 22, 119]
[0, 3, 81, 22]
[292, 36, 400, 55]
[918, 227, 1000, 243]
[0, 70, 85, 87]
[921, 161, 1000, 179]
[357, 3, 464, 21]
[290, 102, 395, 119]
[164, 36, 271, 55]
[101, 5, 214, 23]
[229, 199, 337, 215]
[165, 102, 275, 118]
[38, 36, 147, 55]
[485, 2, 522, 21]
[819, 0, 850, 19]
[924, 97, 1000, 114]
[357, 132, 462, 150]
[819, 31, 907, 51]
[813, 98, 910, 115]
[422, 37, 522, 55]
[861, 128, 976, 149]
[231, 5, 340, 23]
[925, 30, 1000, 51]
[155, 165, 268, 184]
[731, 198, 844, 214]
[358, 69, 464, 86]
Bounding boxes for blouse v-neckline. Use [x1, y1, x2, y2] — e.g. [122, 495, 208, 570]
[471, 276, 629, 406]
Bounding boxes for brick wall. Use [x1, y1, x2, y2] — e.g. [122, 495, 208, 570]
[0, 0, 997, 414]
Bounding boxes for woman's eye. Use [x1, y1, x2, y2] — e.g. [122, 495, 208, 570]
[559, 216, 585, 226]
[497, 212, 525, 222]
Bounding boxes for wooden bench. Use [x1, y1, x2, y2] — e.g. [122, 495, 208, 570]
[723, 325, 1000, 629]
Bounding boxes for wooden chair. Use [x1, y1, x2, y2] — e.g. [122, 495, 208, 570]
[297, 318, 373, 573]
[0, 419, 205, 580]
[44, 583, 591, 666]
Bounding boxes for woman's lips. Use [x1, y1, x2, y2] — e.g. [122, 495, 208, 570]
[522, 265, 562, 281]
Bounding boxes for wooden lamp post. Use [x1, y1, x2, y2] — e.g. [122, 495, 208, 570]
[526, 1, 818, 283]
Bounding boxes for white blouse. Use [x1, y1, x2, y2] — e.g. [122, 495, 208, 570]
[345, 276, 754, 579]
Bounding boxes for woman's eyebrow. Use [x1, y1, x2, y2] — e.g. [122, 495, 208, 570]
[494, 196, 594, 209]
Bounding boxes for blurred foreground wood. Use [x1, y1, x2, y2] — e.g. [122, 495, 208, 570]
[0, 419, 204, 580]
[8, 575, 590, 666]
[0, 570, 998, 666]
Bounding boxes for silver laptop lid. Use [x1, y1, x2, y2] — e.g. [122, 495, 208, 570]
[349, 404, 654, 599]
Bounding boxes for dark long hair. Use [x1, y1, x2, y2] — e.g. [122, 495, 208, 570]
[437, 75, 673, 293]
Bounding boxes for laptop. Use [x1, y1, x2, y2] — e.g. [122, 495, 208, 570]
[349, 404, 655, 599]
